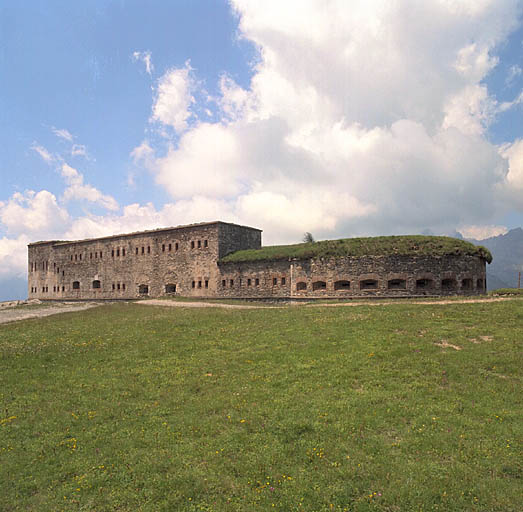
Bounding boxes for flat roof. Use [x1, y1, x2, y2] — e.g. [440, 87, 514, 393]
[28, 221, 262, 247]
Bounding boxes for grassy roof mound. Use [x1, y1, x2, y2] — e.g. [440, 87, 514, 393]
[220, 235, 493, 264]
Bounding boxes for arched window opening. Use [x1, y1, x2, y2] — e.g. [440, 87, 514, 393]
[387, 279, 406, 290]
[92, 280, 101, 289]
[360, 279, 378, 290]
[72, 281, 80, 290]
[334, 280, 350, 290]
[138, 284, 149, 295]
[416, 278, 433, 289]
[476, 278, 484, 290]
[461, 278, 473, 290]
[312, 281, 327, 291]
[296, 281, 307, 291]
[441, 278, 456, 290]
[165, 284, 176, 293]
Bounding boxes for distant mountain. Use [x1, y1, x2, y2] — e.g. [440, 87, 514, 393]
[466, 228, 523, 290]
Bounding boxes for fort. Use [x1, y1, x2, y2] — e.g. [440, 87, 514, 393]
[27, 221, 491, 300]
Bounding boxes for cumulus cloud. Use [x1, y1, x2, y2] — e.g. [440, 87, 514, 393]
[151, 62, 195, 132]
[60, 163, 119, 211]
[0, 235, 30, 278]
[130, 0, 522, 241]
[132, 50, 154, 75]
[459, 225, 508, 240]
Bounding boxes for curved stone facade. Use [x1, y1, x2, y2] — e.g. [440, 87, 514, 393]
[27, 221, 488, 300]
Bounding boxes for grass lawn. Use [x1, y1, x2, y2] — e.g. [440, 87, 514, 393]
[0, 300, 521, 511]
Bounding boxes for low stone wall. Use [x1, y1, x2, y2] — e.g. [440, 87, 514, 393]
[217, 254, 487, 298]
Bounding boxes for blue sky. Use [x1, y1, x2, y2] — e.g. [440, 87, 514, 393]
[1, 0, 522, 299]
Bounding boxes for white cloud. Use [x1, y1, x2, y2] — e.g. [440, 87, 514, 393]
[151, 63, 195, 132]
[52, 127, 74, 142]
[71, 144, 88, 158]
[31, 143, 54, 163]
[60, 163, 119, 211]
[459, 225, 508, 240]
[506, 64, 522, 86]
[0, 235, 30, 278]
[0, 190, 70, 237]
[132, 51, 154, 75]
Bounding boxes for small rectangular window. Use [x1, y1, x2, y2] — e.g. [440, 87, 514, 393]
[192, 281, 196, 288]
[230, 279, 234, 287]
[112, 283, 115, 290]
[147, 246, 151, 254]
[122, 248, 126, 256]
[204, 240, 208, 247]
[136, 247, 138, 255]
[162, 244, 165, 252]
[222, 280, 226, 287]
[175, 242, 179, 251]
[90, 253, 92, 259]
[95, 252, 98, 258]
[168, 243, 172, 251]
[273, 277, 278, 285]
[117, 283, 120, 290]
[100, 252, 102, 259]
[191, 241, 195, 249]
[281, 277, 286, 285]
[142, 246, 145, 254]
[75, 254, 77, 261]
[205, 280, 208, 288]
[71, 255, 73, 261]
[198, 281, 202, 288]
[112, 249, 115, 257]
[122, 283, 126, 290]
[247, 278, 251, 286]
[62, 286, 65, 292]
[62, 270, 65, 276]
[198, 240, 201, 248]
[116, 249, 120, 257]
[255, 278, 259, 286]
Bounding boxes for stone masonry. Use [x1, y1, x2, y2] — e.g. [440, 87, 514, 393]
[28, 221, 487, 300]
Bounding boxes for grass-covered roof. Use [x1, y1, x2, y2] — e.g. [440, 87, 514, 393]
[220, 235, 492, 264]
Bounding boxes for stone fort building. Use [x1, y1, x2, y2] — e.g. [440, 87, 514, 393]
[28, 221, 490, 300]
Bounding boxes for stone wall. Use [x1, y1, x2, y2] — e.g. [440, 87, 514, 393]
[28, 222, 261, 300]
[217, 254, 487, 298]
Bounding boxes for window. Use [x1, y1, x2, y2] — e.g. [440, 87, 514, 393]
[168, 243, 172, 251]
[122, 249, 125, 256]
[255, 278, 260, 286]
[297, 281, 307, 291]
[112, 283, 115, 290]
[416, 278, 433, 289]
[71, 255, 73, 261]
[230, 279, 234, 287]
[99, 252, 102, 259]
[62, 286, 65, 292]
[116, 249, 120, 257]
[198, 281, 202, 288]
[142, 246, 145, 254]
[247, 278, 251, 286]
[387, 279, 406, 290]
[312, 281, 327, 291]
[92, 280, 101, 289]
[222, 279, 226, 287]
[90, 253, 93, 259]
[62, 271, 65, 276]
[204, 240, 208, 248]
[192, 281, 196, 288]
[147, 246, 150, 254]
[165, 284, 176, 293]
[72, 281, 80, 290]
[191, 241, 195, 249]
[136, 247, 139, 255]
[461, 278, 473, 290]
[441, 278, 456, 290]
[75, 254, 77, 261]
[122, 284, 125, 291]
[198, 240, 201, 248]
[281, 277, 286, 285]
[117, 283, 120, 290]
[477, 278, 484, 290]
[334, 280, 350, 290]
[53, 286, 56, 292]
[205, 280, 208, 289]
[162, 244, 165, 252]
[175, 242, 179, 251]
[360, 279, 378, 290]
[95, 252, 98, 259]
[138, 284, 149, 295]
[112, 249, 115, 257]
[273, 277, 278, 285]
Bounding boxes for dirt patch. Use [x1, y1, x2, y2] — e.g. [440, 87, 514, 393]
[0, 302, 102, 325]
[434, 340, 462, 350]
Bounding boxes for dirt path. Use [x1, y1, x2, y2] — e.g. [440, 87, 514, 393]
[138, 296, 512, 310]
[0, 302, 101, 325]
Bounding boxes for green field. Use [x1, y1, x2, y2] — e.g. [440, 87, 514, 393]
[1, 300, 521, 511]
